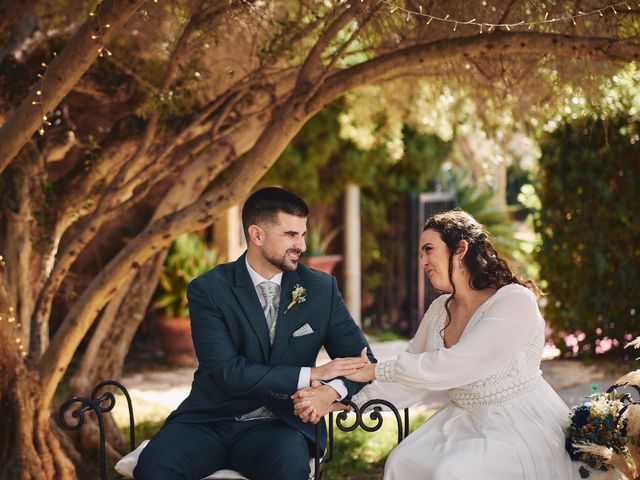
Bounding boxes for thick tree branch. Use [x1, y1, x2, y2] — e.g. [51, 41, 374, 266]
[308, 31, 640, 113]
[0, 0, 147, 175]
[30, 83, 263, 343]
[29, 8, 245, 347]
[37, 96, 302, 410]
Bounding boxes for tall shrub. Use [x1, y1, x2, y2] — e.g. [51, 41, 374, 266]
[536, 117, 640, 355]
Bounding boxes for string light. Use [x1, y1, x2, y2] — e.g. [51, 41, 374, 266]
[31, 2, 159, 136]
[383, 0, 634, 31]
[31, 59, 54, 135]
[89, 9, 113, 57]
[0, 256, 26, 358]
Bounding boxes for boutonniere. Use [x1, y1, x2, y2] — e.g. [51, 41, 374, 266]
[285, 284, 307, 313]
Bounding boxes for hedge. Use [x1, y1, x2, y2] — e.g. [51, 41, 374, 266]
[536, 117, 639, 356]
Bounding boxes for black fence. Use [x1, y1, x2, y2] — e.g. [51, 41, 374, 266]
[365, 191, 455, 337]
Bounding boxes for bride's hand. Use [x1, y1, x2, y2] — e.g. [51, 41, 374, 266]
[344, 348, 376, 382]
[310, 347, 369, 381]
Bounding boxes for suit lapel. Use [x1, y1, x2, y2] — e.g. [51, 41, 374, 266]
[270, 269, 303, 364]
[231, 254, 270, 360]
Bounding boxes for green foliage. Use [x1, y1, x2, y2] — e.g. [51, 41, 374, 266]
[535, 116, 640, 356]
[543, 63, 640, 134]
[267, 101, 527, 330]
[266, 105, 452, 297]
[268, 101, 532, 332]
[262, 103, 344, 205]
[356, 127, 452, 294]
[153, 233, 219, 318]
[448, 169, 529, 269]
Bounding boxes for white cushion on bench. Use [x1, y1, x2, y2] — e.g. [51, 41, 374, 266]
[114, 440, 317, 479]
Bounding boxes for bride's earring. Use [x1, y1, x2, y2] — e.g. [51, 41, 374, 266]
[459, 259, 464, 274]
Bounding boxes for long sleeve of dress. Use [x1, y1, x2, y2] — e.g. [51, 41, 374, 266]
[351, 297, 441, 410]
[375, 285, 541, 391]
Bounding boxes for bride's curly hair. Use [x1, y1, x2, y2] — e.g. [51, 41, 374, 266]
[423, 209, 540, 338]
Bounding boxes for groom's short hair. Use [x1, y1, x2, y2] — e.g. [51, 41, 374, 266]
[242, 187, 309, 239]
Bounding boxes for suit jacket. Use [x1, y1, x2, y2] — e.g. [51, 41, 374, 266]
[166, 252, 375, 451]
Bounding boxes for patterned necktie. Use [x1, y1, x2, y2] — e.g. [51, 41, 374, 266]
[257, 281, 279, 344]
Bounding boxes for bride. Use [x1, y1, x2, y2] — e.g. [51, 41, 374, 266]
[295, 209, 579, 479]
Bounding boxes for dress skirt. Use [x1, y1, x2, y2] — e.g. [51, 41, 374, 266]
[384, 380, 580, 480]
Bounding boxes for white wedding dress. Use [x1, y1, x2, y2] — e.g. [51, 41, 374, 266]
[352, 284, 581, 480]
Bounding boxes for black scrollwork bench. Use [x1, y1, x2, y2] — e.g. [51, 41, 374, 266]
[58, 381, 136, 480]
[58, 380, 409, 480]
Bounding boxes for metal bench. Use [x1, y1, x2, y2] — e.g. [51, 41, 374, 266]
[58, 380, 409, 480]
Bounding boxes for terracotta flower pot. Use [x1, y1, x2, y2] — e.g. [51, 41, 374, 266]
[155, 316, 197, 365]
[300, 254, 343, 274]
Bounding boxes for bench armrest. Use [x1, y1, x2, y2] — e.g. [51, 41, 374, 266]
[58, 380, 135, 480]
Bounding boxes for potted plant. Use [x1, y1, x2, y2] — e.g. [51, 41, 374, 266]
[301, 219, 343, 274]
[153, 233, 219, 364]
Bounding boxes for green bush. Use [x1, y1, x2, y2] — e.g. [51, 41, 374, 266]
[535, 117, 640, 355]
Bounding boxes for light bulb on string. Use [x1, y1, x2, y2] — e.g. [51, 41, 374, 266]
[381, 0, 631, 31]
[0, 258, 27, 358]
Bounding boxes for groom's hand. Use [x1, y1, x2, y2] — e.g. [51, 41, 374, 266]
[292, 382, 344, 424]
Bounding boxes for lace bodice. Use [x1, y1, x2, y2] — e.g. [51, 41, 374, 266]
[369, 284, 545, 409]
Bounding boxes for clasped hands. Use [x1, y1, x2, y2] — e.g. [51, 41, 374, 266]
[291, 348, 376, 424]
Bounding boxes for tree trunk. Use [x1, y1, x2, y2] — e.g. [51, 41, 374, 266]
[68, 252, 166, 457]
[2, 267, 71, 478]
[0, 357, 76, 479]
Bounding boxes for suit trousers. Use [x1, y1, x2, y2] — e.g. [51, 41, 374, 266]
[133, 418, 311, 480]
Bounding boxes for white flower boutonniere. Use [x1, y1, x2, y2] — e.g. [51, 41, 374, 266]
[285, 284, 307, 313]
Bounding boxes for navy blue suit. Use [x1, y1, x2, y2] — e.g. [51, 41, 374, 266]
[134, 253, 374, 479]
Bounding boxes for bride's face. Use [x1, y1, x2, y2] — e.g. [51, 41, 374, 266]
[419, 228, 452, 291]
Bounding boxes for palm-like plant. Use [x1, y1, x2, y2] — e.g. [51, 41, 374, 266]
[153, 233, 219, 318]
[303, 219, 342, 257]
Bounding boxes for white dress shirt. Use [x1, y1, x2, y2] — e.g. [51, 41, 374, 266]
[245, 257, 347, 399]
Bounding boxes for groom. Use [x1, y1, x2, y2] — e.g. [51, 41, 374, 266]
[134, 187, 374, 480]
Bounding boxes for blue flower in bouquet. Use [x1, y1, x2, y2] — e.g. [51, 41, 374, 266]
[572, 404, 591, 429]
[565, 390, 629, 477]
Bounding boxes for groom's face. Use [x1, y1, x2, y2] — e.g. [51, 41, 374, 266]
[261, 212, 307, 272]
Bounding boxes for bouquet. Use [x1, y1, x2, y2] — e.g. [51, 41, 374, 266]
[565, 337, 640, 480]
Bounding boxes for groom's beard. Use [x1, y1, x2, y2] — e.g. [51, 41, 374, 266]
[264, 247, 301, 272]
